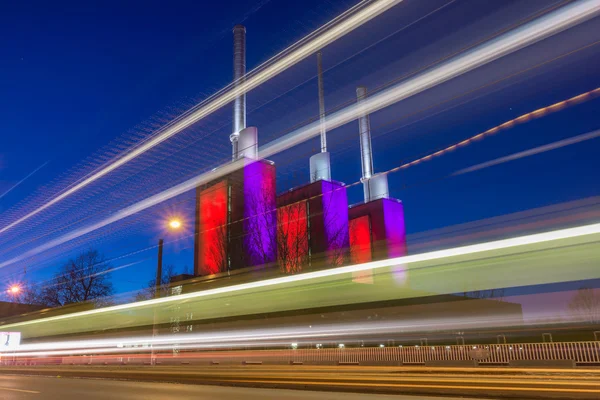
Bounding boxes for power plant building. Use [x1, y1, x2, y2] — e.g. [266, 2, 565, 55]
[193, 25, 407, 278]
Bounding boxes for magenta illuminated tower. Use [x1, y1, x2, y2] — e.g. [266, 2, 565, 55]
[276, 52, 349, 274]
[277, 180, 349, 274]
[348, 86, 407, 283]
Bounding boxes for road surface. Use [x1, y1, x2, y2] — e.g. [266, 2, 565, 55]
[1, 365, 599, 398]
[0, 374, 480, 400]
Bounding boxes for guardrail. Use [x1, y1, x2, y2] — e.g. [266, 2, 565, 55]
[4, 341, 600, 366]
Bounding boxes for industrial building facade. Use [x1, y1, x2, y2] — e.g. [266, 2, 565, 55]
[191, 24, 407, 279]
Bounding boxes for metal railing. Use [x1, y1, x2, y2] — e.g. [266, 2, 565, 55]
[4, 341, 600, 366]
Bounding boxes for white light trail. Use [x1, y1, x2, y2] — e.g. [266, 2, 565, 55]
[0, 0, 401, 236]
[453, 129, 600, 175]
[1, 0, 596, 270]
[0, 162, 49, 200]
[259, 0, 600, 158]
[2, 222, 599, 330]
[1, 314, 532, 357]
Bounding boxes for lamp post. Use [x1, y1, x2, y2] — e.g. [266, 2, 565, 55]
[155, 219, 182, 298]
[155, 239, 164, 299]
[151, 218, 182, 365]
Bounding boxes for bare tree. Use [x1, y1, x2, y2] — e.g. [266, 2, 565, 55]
[568, 287, 600, 324]
[276, 184, 350, 274]
[197, 180, 230, 275]
[242, 178, 277, 269]
[34, 249, 114, 307]
[206, 223, 229, 274]
[277, 201, 309, 274]
[10, 282, 44, 306]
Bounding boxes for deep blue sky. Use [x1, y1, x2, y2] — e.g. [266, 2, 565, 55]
[1, 0, 599, 297]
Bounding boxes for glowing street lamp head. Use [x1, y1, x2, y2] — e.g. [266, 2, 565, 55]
[168, 219, 182, 230]
[8, 285, 21, 295]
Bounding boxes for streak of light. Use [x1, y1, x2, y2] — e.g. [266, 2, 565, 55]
[2, 221, 599, 331]
[0, 388, 40, 395]
[35, 260, 144, 292]
[0, 0, 401, 236]
[0, 314, 538, 357]
[453, 129, 600, 175]
[0, 162, 49, 200]
[386, 88, 600, 173]
[1, 0, 595, 273]
[260, 0, 600, 158]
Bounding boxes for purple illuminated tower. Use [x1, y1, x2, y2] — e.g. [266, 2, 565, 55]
[277, 180, 349, 273]
[348, 86, 407, 283]
[276, 52, 349, 274]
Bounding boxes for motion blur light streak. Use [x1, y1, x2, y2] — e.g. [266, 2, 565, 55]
[0, 162, 49, 200]
[454, 129, 600, 175]
[0, 0, 401, 237]
[2, 222, 599, 331]
[389, 87, 600, 173]
[259, 0, 600, 158]
[1, 314, 536, 358]
[1, 0, 597, 270]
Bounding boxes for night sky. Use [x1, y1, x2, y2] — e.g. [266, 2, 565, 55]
[1, 0, 599, 300]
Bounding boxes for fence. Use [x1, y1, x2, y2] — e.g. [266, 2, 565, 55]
[4, 341, 600, 366]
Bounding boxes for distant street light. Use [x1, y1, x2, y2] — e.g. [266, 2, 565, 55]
[8, 285, 21, 295]
[6, 285, 22, 302]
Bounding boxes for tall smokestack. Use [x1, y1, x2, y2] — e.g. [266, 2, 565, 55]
[317, 51, 327, 153]
[356, 86, 374, 181]
[309, 52, 331, 182]
[356, 86, 388, 202]
[231, 24, 247, 160]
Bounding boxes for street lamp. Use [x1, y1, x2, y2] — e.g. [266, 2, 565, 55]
[5, 284, 22, 305]
[168, 219, 182, 230]
[151, 218, 183, 365]
[156, 219, 183, 299]
[7, 285, 21, 301]
[8, 285, 21, 295]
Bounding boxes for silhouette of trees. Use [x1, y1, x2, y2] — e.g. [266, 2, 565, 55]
[31, 249, 114, 307]
[277, 201, 309, 274]
[206, 222, 229, 274]
[240, 175, 277, 269]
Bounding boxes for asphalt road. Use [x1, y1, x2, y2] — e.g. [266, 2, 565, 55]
[0, 375, 480, 400]
[1, 365, 599, 399]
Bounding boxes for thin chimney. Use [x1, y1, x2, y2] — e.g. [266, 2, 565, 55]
[317, 51, 327, 153]
[356, 86, 374, 181]
[356, 86, 388, 202]
[231, 24, 247, 160]
[309, 52, 332, 182]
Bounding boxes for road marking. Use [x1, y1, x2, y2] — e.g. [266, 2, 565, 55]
[0, 386, 40, 394]
[227, 379, 600, 394]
